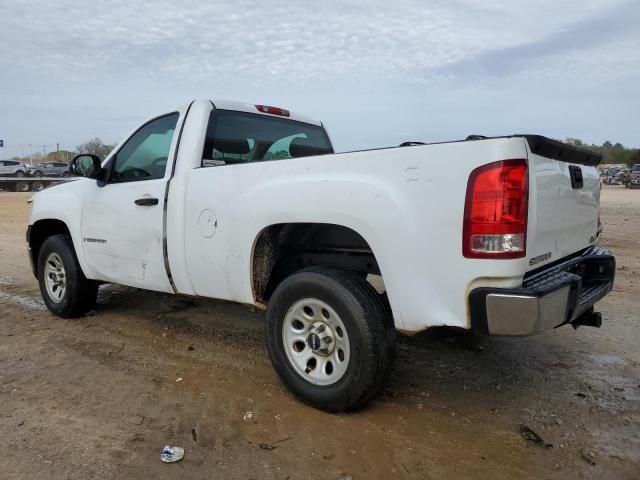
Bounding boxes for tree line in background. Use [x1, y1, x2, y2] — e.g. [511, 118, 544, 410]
[9, 138, 115, 165]
[565, 138, 640, 166]
[8, 137, 640, 166]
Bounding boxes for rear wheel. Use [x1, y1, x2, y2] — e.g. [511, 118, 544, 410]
[15, 181, 30, 192]
[32, 181, 45, 192]
[38, 234, 98, 318]
[266, 267, 394, 412]
[33, 170, 43, 178]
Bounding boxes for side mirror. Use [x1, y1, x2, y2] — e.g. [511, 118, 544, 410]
[70, 154, 101, 179]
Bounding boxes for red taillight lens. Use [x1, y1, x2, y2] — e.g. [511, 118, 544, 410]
[462, 159, 528, 259]
[255, 104, 290, 117]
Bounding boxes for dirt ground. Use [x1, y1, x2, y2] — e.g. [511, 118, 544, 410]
[0, 187, 638, 479]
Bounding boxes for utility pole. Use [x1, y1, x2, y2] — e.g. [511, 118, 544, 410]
[56, 143, 60, 161]
[42, 144, 46, 158]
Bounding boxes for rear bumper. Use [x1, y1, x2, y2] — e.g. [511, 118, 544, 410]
[469, 246, 615, 336]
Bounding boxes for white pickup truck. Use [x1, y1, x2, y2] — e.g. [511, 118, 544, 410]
[27, 99, 615, 411]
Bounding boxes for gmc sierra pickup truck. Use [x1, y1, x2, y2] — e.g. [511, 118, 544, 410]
[27, 99, 615, 411]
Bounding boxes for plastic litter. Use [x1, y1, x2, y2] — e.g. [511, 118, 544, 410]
[243, 411, 253, 421]
[161, 445, 185, 463]
[519, 424, 553, 448]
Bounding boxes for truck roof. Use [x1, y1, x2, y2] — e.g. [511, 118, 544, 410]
[209, 99, 322, 127]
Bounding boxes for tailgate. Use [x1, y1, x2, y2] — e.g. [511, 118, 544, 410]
[525, 136, 602, 271]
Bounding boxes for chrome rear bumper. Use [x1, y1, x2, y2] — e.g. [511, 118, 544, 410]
[469, 246, 615, 336]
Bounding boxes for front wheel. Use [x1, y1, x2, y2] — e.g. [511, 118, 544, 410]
[38, 234, 98, 318]
[15, 170, 25, 177]
[266, 267, 394, 412]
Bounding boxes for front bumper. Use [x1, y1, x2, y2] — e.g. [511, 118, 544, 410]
[469, 246, 615, 336]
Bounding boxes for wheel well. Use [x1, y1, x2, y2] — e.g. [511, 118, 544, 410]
[251, 223, 383, 304]
[29, 219, 71, 276]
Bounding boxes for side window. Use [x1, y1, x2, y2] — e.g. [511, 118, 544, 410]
[201, 110, 333, 167]
[111, 113, 179, 183]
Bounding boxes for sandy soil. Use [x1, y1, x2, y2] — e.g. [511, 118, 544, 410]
[0, 187, 638, 479]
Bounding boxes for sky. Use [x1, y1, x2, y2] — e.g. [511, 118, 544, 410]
[0, 0, 639, 158]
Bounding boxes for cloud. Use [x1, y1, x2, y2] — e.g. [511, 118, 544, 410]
[0, 0, 638, 156]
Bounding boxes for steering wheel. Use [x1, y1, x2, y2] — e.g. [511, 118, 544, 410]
[121, 167, 151, 178]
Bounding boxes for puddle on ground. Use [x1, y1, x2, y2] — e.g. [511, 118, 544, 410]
[0, 275, 15, 285]
[0, 290, 46, 311]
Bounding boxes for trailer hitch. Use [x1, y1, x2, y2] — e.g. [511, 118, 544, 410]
[571, 309, 602, 330]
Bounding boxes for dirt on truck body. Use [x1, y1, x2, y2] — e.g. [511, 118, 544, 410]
[0, 188, 639, 479]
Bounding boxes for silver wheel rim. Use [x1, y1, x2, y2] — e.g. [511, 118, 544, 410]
[44, 252, 66, 303]
[17, 182, 29, 192]
[34, 182, 44, 191]
[282, 298, 350, 386]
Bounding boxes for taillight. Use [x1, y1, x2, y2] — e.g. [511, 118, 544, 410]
[462, 159, 528, 259]
[255, 104, 290, 117]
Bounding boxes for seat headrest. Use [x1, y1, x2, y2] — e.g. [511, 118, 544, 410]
[289, 138, 324, 158]
[213, 138, 251, 155]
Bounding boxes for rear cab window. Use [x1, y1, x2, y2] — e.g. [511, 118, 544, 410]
[201, 109, 333, 167]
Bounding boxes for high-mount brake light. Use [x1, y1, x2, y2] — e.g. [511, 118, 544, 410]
[255, 105, 290, 117]
[462, 159, 528, 259]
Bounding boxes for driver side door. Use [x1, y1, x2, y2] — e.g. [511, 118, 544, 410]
[81, 112, 180, 292]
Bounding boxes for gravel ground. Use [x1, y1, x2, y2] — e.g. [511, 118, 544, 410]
[0, 186, 638, 479]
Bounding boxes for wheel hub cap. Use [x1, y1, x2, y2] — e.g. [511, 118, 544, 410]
[282, 298, 350, 386]
[306, 321, 336, 355]
[43, 252, 66, 304]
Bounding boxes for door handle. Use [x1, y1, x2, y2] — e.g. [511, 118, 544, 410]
[134, 197, 159, 206]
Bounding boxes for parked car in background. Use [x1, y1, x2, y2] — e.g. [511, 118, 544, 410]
[0, 160, 28, 177]
[624, 164, 640, 189]
[29, 162, 72, 177]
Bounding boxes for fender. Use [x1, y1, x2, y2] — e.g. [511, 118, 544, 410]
[234, 172, 412, 330]
[28, 178, 96, 280]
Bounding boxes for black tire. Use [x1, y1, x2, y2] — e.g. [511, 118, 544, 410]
[63, 172, 71, 177]
[33, 170, 43, 178]
[15, 170, 25, 177]
[266, 267, 394, 412]
[32, 181, 45, 192]
[37, 234, 98, 318]
[15, 181, 30, 192]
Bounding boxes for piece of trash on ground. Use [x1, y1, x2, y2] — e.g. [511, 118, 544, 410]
[579, 448, 596, 465]
[243, 411, 253, 421]
[176, 377, 183, 382]
[258, 437, 293, 451]
[191, 428, 197, 442]
[519, 424, 553, 448]
[161, 445, 185, 463]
